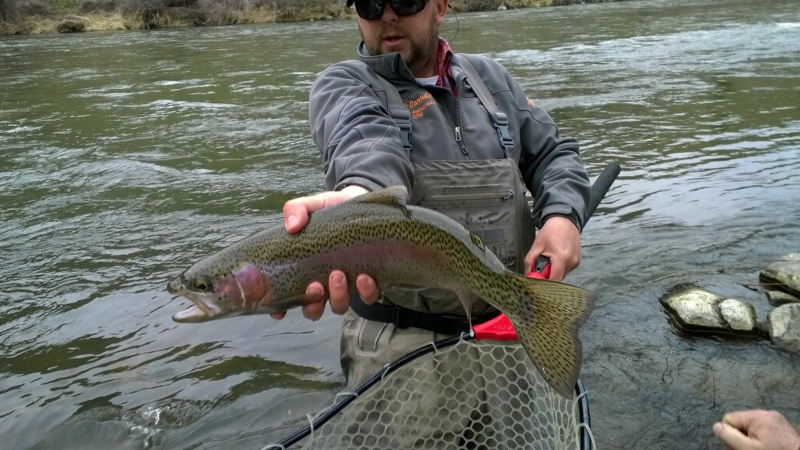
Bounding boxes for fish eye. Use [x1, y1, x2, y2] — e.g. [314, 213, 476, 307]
[193, 278, 212, 292]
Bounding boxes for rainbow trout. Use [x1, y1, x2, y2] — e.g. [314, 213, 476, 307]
[168, 186, 595, 397]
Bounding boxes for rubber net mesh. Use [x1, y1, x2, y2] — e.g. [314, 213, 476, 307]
[283, 339, 591, 450]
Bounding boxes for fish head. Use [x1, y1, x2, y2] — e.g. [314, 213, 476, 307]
[168, 263, 271, 322]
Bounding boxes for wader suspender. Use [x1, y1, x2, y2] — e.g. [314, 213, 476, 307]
[456, 56, 516, 157]
[350, 59, 518, 335]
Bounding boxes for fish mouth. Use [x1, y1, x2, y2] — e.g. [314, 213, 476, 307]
[170, 291, 222, 323]
[168, 274, 222, 322]
[173, 304, 213, 322]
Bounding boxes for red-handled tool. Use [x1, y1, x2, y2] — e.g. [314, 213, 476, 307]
[474, 162, 620, 341]
[529, 255, 552, 280]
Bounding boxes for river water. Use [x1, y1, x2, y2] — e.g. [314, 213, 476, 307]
[1, 0, 798, 448]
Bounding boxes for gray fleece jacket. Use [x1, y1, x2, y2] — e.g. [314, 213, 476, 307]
[308, 42, 591, 229]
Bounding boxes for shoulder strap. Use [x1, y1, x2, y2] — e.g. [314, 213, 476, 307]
[329, 61, 412, 152]
[456, 56, 515, 157]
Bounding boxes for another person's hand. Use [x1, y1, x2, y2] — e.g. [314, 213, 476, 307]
[272, 185, 380, 321]
[713, 410, 800, 450]
[523, 215, 581, 281]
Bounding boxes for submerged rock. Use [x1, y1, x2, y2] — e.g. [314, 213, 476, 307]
[765, 290, 800, 306]
[661, 286, 725, 329]
[718, 299, 757, 331]
[768, 304, 800, 353]
[760, 253, 800, 298]
[660, 285, 758, 334]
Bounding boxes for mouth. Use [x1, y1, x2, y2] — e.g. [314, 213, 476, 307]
[171, 294, 220, 323]
[383, 35, 405, 45]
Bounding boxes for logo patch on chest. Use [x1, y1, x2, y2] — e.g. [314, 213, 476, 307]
[405, 93, 436, 119]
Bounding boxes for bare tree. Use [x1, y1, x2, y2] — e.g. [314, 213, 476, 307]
[0, 0, 22, 23]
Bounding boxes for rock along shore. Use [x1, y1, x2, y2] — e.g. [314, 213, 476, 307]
[660, 254, 800, 353]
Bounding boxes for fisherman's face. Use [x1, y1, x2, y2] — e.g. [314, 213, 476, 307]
[356, 0, 447, 78]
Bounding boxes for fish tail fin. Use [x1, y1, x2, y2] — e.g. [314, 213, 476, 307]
[502, 272, 596, 398]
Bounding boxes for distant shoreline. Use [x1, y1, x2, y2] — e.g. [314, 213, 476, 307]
[0, 0, 629, 35]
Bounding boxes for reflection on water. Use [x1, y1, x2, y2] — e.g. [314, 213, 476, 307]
[1, 0, 798, 448]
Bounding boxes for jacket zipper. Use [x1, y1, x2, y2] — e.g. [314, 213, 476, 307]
[431, 80, 469, 159]
[454, 77, 469, 159]
[454, 126, 468, 157]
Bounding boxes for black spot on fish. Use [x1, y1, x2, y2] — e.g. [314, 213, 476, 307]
[469, 232, 486, 252]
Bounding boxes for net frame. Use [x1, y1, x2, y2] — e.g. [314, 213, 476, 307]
[265, 332, 593, 450]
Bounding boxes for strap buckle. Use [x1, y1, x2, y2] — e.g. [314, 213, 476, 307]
[397, 120, 412, 151]
[390, 107, 412, 151]
[488, 111, 514, 155]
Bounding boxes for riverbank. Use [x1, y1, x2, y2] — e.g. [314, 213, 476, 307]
[0, 0, 627, 35]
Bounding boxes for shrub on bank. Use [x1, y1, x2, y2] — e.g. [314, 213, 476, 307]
[1, 0, 21, 24]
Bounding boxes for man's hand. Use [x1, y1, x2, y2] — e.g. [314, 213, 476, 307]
[713, 410, 800, 450]
[272, 185, 380, 321]
[523, 215, 581, 281]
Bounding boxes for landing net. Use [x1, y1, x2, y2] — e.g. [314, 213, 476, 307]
[265, 336, 594, 450]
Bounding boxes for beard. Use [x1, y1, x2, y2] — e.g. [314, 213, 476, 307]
[359, 13, 441, 77]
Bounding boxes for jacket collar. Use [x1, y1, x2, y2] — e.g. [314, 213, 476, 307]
[357, 42, 418, 83]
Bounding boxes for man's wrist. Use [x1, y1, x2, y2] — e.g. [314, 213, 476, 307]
[541, 213, 580, 231]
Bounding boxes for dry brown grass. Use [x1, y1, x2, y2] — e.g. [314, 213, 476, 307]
[86, 10, 131, 29]
[2, 10, 137, 32]
[232, 6, 275, 23]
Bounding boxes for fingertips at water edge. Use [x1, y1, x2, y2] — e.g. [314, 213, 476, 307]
[712, 422, 751, 450]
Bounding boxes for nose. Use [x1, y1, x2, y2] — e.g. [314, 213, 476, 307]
[167, 273, 186, 294]
[381, 1, 399, 21]
[167, 277, 179, 294]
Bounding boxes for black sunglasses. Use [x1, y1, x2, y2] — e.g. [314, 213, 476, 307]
[352, 0, 429, 20]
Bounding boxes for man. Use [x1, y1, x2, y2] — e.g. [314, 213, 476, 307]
[275, 0, 590, 391]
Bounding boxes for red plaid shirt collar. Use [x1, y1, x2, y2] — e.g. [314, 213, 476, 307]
[435, 39, 458, 96]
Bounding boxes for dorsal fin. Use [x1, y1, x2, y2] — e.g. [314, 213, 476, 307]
[351, 185, 409, 206]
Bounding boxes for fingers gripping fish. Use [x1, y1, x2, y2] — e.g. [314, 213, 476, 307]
[167, 186, 596, 397]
